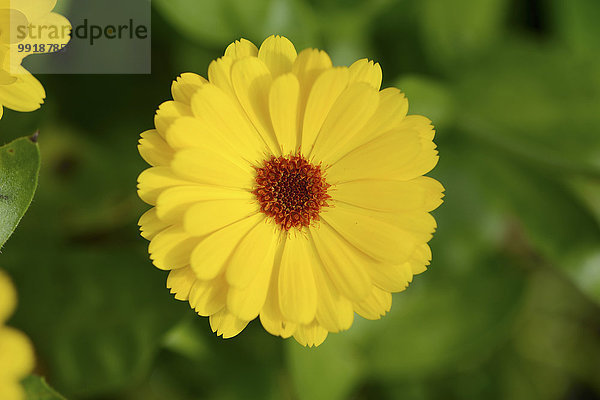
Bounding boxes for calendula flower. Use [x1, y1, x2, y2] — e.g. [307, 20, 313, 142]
[0, 270, 34, 400]
[0, 0, 71, 119]
[138, 35, 443, 347]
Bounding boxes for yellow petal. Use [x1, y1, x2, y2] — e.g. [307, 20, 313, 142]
[293, 321, 328, 347]
[259, 309, 296, 339]
[209, 309, 249, 339]
[393, 116, 439, 179]
[310, 83, 380, 164]
[332, 176, 445, 212]
[364, 262, 411, 293]
[292, 49, 333, 83]
[412, 243, 432, 265]
[190, 83, 268, 163]
[227, 238, 277, 320]
[409, 261, 426, 276]
[10, 12, 70, 64]
[189, 276, 227, 316]
[207, 57, 235, 96]
[208, 41, 264, 102]
[278, 235, 318, 325]
[137, 166, 195, 205]
[353, 287, 392, 320]
[138, 208, 170, 240]
[227, 219, 280, 288]
[190, 214, 261, 280]
[269, 73, 300, 154]
[321, 204, 418, 264]
[164, 116, 214, 150]
[300, 67, 349, 155]
[138, 129, 174, 167]
[348, 58, 382, 90]
[0, 327, 34, 379]
[225, 38, 258, 59]
[171, 147, 254, 189]
[166, 116, 253, 169]
[326, 128, 423, 184]
[0, 380, 24, 400]
[387, 211, 437, 242]
[409, 244, 432, 275]
[9, 0, 56, 21]
[309, 223, 371, 301]
[156, 185, 251, 224]
[0, 66, 44, 112]
[312, 261, 354, 333]
[171, 73, 207, 105]
[154, 100, 193, 138]
[258, 35, 297, 77]
[0, 270, 16, 323]
[259, 251, 296, 338]
[339, 87, 409, 154]
[292, 48, 332, 99]
[292, 48, 332, 136]
[149, 225, 199, 270]
[231, 57, 279, 154]
[167, 266, 197, 301]
[183, 199, 258, 237]
[399, 115, 436, 141]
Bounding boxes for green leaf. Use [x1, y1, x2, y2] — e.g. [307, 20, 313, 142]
[2, 129, 188, 398]
[0, 135, 40, 249]
[23, 375, 66, 400]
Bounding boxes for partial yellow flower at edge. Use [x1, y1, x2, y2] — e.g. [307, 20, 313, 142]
[137, 35, 444, 347]
[0, 0, 71, 118]
[0, 270, 35, 400]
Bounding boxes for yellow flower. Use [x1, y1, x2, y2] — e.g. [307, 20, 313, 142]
[0, 0, 71, 119]
[137, 35, 443, 347]
[0, 270, 34, 400]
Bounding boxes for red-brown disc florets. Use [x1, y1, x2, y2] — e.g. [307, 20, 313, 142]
[252, 154, 331, 231]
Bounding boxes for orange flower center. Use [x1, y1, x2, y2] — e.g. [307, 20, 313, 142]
[253, 154, 331, 231]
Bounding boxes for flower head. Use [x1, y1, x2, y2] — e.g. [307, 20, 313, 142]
[0, 0, 71, 119]
[138, 35, 444, 346]
[0, 270, 34, 400]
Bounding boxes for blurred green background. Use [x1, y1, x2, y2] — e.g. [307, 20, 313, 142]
[2, 0, 600, 399]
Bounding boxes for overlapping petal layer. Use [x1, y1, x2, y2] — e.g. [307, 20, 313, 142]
[138, 35, 443, 346]
[0, 0, 70, 117]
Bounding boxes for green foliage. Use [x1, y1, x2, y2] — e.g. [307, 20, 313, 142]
[395, 75, 453, 128]
[23, 375, 66, 400]
[0, 135, 40, 249]
[287, 332, 363, 400]
[364, 255, 525, 380]
[418, 0, 510, 69]
[549, 0, 600, 53]
[2, 0, 599, 399]
[2, 127, 188, 398]
[153, 0, 319, 50]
